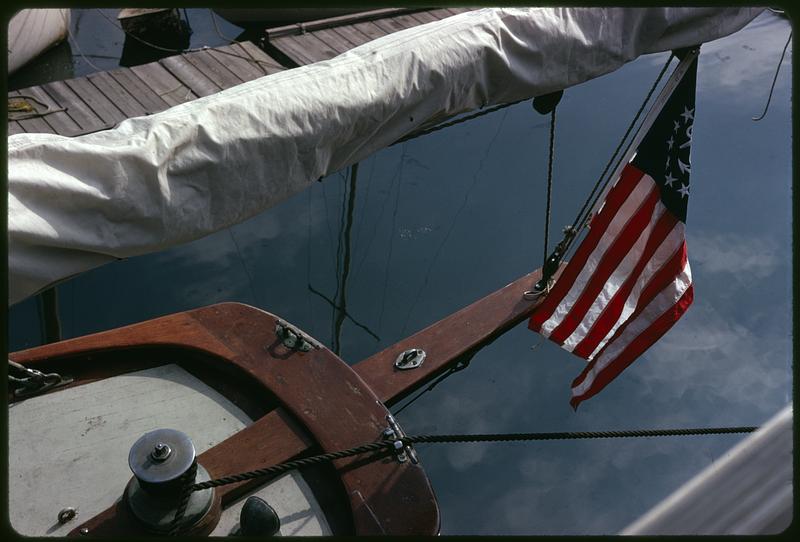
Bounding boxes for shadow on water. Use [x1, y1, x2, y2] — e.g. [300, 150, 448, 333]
[7, 40, 74, 91]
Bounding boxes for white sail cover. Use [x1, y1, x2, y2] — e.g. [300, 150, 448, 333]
[7, 7, 761, 305]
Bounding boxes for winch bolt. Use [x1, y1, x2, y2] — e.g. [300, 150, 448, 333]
[150, 442, 172, 462]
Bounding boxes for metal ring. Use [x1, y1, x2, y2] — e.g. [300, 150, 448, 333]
[58, 507, 77, 524]
[522, 289, 544, 300]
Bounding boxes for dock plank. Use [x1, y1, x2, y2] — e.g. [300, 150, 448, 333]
[87, 71, 149, 118]
[106, 68, 170, 114]
[39, 80, 107, 133]
[372, 16, 413, 35]
[389, 13, 429, 30]
[301, 33, 342, 60]
[327, 25, 372, 48]
[12, 85, 80, 135]
[409, 11, 439, 24]
[446, 7, 475, 15]
[427, 9, 457, 20]
[270, 35, 322, 66]
[7, 41, 283, 137]
[159, 54, 222, 97]
[129, 62, 199, 107]
[183, 49, 245, 89]
[9, 121, 25, 135]
[236, 41, 286, 75]
[64, 77, 127, 125]
[207, 44, 270, 80]
[312, 28, 360, 53]
[8, 91, 55, 134]
[348, 21, 391, 41]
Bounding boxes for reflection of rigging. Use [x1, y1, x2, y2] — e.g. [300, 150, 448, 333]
[399, 110, 510, 336]
[309, 163, 380, 355]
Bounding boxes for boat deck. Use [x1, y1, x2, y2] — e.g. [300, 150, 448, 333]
[7, 8, 474, 138]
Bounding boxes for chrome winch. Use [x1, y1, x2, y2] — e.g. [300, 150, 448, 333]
[125, 428, 215, 533]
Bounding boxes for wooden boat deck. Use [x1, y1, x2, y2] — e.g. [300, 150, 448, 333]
[7, 8, 475, 138]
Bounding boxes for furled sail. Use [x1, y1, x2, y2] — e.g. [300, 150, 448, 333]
[7, 8, 761, 305]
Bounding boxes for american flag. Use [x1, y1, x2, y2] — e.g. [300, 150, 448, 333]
[529, 56, 698, 410]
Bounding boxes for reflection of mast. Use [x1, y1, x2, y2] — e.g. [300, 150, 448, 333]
[332, 163, 358, 354]
[38, 287, 62, 343]
[308, 163, 380, 355]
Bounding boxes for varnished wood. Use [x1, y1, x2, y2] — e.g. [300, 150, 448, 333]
[356, 265, 563, 405]
[15, 304, 439, 535]
[14, 263, 557, 536]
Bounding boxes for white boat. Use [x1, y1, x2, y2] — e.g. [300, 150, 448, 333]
[7, 9, 70, 74]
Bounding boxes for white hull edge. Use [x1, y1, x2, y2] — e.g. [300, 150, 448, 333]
[7, 9, 70, 74]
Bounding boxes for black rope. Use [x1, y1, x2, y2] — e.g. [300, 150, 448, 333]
[752, 29, 792, 121]
[168, 421, 756, 529]
[190, 441, 393, 491]
[392, 355, 473, 416]
[169, 462, 198, 536]
[402, 426, 757, 444]
[563, 53, 674, 258]
[187, 424, 757, 494]
[542, 107, 557, 268]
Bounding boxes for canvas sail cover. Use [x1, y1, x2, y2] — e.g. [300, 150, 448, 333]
[7, 7, 761, 305]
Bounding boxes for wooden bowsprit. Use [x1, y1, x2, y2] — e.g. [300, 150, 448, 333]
[9, 264, 561, 536]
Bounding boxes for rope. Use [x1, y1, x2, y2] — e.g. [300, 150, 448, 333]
[167, 422, 756, 528]
[208, 10, 269, 76]
[8, 95, 68, 121]
[63, 10, 104, 72]
[168, 462, 198, 536]
[542, 107, 557, 268]
[403, 426, 757, 444]
[563, 53, 674, 258]
[190, 441, 393, 491]
[188, 424, 757, 493]
[392, 355, 473, 416]
[752, 29, 792, 121]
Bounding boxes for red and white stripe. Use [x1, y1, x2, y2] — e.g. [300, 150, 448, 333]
[528, 162, 693, 409]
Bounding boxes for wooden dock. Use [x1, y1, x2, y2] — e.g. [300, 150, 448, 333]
[263, 8, 473, 66]
[7, 8, 474, 138]
[8, 42, 283, 137]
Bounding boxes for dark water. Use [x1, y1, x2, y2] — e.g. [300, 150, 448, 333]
[7, 9, 792, 534]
